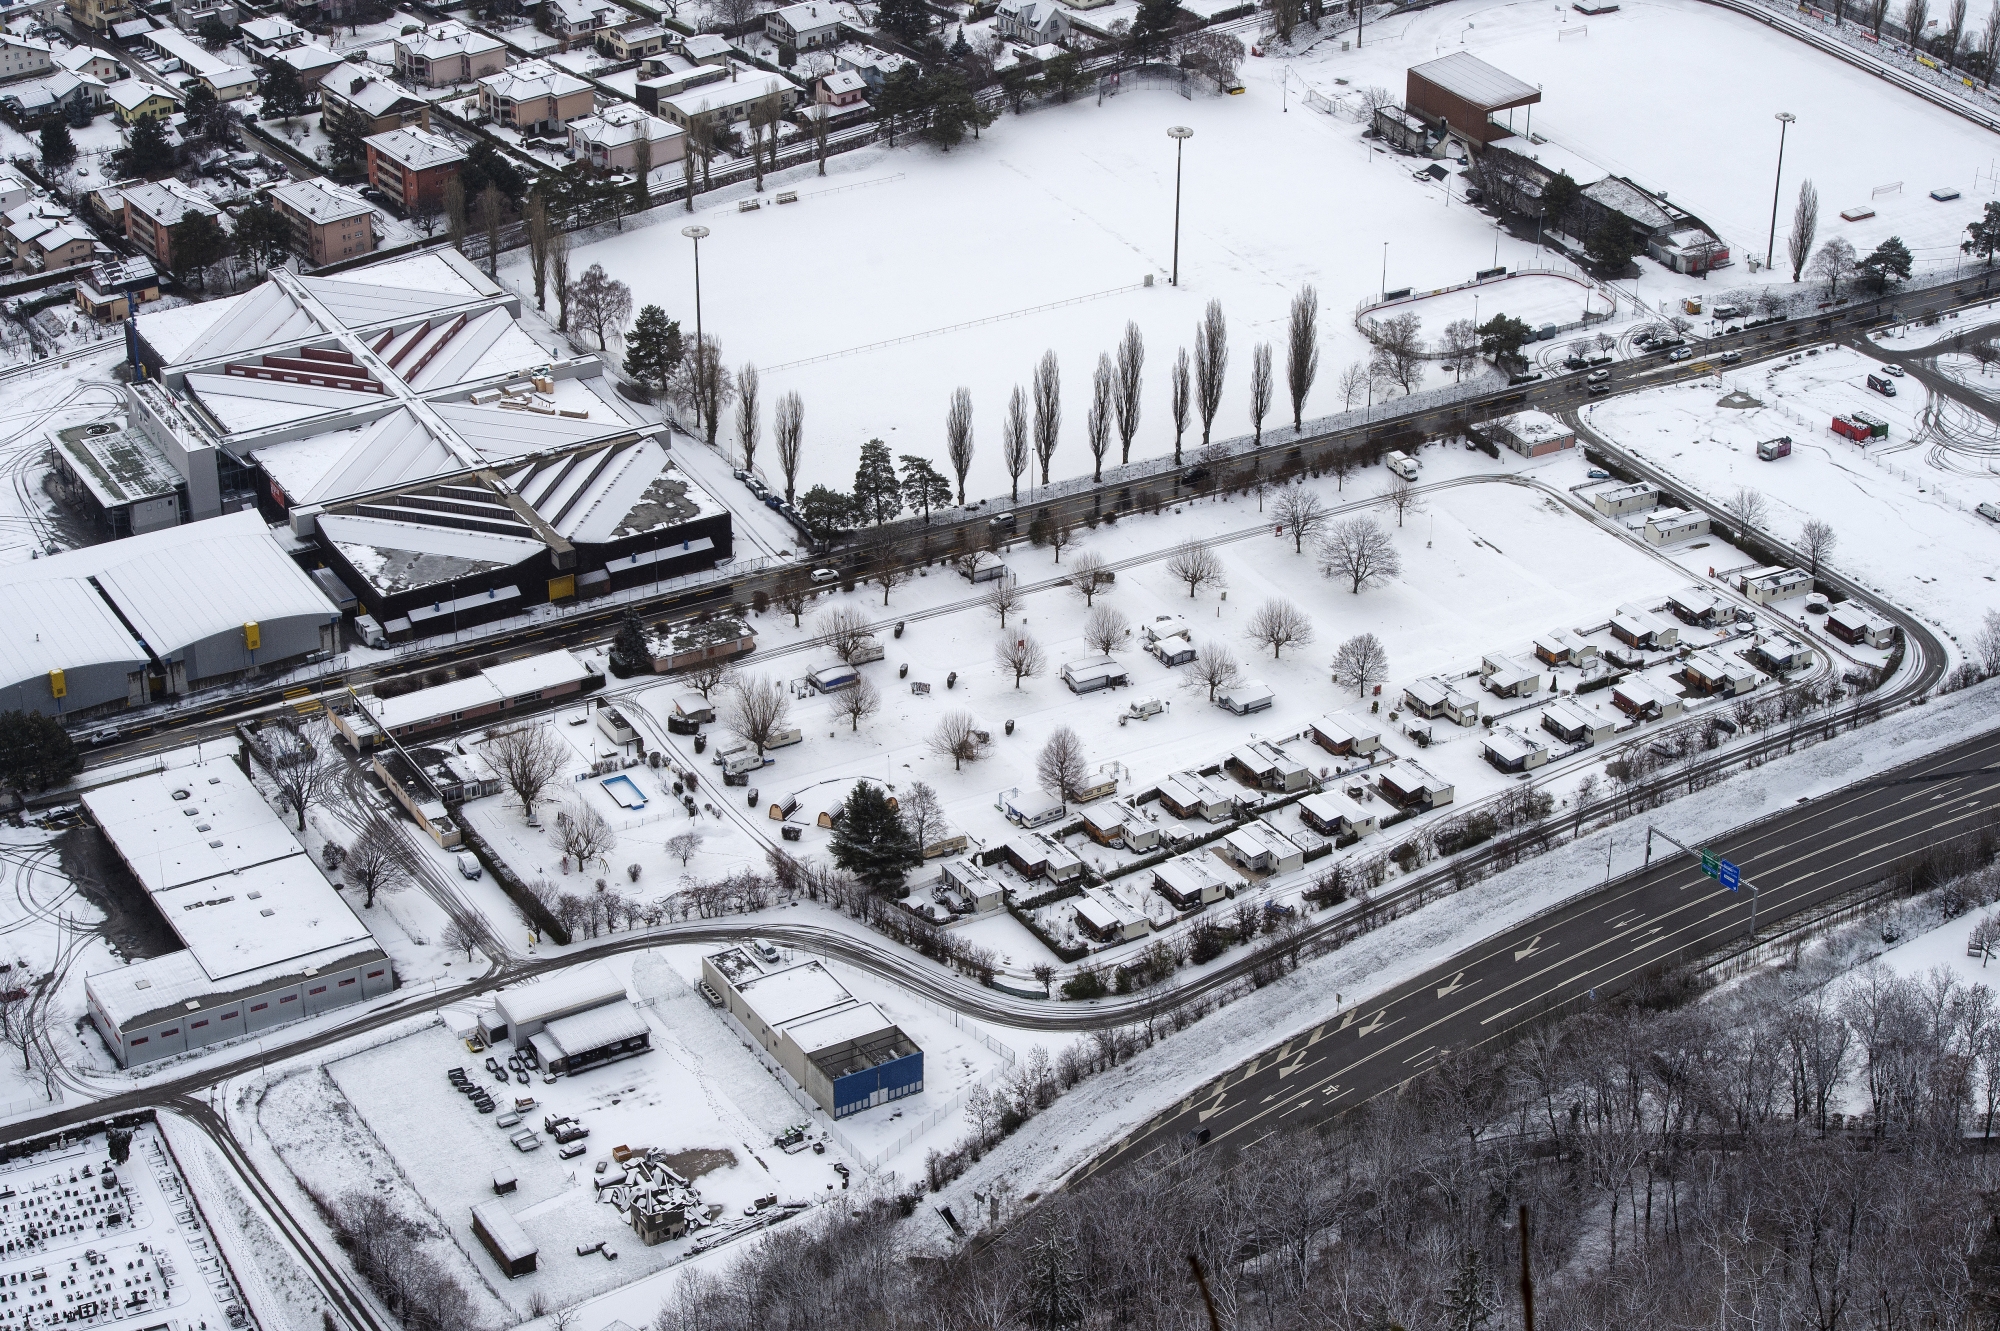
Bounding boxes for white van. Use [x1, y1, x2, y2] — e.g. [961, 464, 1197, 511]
[1978, 501, 2000, 524]
[1385, 450, 1419, 482]
[455, 852, 482, 880]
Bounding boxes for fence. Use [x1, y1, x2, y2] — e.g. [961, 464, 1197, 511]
[765, 282, 1150, 373]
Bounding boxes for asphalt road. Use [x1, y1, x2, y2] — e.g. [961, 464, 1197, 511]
[1077, 724, 2000, 1181]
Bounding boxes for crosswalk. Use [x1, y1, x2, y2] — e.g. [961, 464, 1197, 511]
[282, 686, 321, 717]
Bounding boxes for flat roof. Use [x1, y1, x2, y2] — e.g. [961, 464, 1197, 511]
[543, 999, 649, 1054]
[733, 959, 854, 1027]
[494, 960, 625, 1026]
[366, 649, 591, 731]
[471, 1201, 537, 1263]
[52, 421, 181, 506]
[81, 751, 373, 980]
[782, 1001, 894, 1056]
[85, 934, 385, 1028]
[1408, 52, 1540, 110]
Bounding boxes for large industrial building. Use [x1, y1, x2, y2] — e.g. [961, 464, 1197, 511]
[702, 949, 923, 1119]
[480, 962, 652, 1078]
[0, 509, 341, 717]
[82, 748, 393, 1067]
[116, 249, 731, 640]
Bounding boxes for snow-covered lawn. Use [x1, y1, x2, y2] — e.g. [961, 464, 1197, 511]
[1384, 269, 1610, 333]
[1584, 346, 2000, 648]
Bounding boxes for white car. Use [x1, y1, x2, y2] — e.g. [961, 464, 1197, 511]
[455, 852, 481, 880]
[810, 568, 839, 584]
[1881, 363, 1905, 376]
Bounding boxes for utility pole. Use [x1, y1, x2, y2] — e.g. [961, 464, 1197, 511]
[1766, 111, 1796, 270]
[1168, 126, 1193, 286]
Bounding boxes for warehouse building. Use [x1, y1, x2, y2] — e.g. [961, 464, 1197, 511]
[702, 949, 923, 1119]
[126, 252, 732, 639]
[331, 647, 599, 749]
[0, 510, 341, 717]
[82, 749, 392, 1067]
[470, 1201, 537, 1277]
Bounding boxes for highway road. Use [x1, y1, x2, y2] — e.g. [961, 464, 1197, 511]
[1077, 724, 2000, 1181]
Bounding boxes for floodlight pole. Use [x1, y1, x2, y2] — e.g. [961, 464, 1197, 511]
[1766, 112, 1795, 271]
[681, 224, 710, 352]
[1168, 126, 1193, 286]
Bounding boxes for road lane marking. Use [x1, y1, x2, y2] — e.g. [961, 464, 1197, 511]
[1514, 935, 1545, 960]
[1437, 971, 1472, 996]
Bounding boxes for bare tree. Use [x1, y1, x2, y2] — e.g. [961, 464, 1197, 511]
[829, 674, 881, 732]
[666, 829, 704, 866]
[550, 227, 573, 332]
[1976, 608, 2000, 676]
[1286, 284, 1320, 431]
[1337, 361, 1367, 410]
[552, 797, 616, 867]
[1726, 486, 1770, 534]
[1789, 179, 1820, 283]
[984, 576, 1023, 627]
[442, 920, 479, 961]
[672, 333, 733, 448]
[772, 390, 804, 504]
[1068, 549, 1113, 605]
[1113, 321, 1145, 463]
[1798, 517, 1838, 581]
[345, 823, 410, 908]
[1248, 341, 1274, 445]
[1170, 347, 1192, 465]
[1272, 489, 1329, 554]
[816, 606, 874, 664]
[928, 711, 990, 769]
[734, 362, 760, 473]
[486, 724, 568, 821]
[1809, 237, 1857, 296]
[900, 779, 945, 856]
[1086, 352, 1114, 482]
[1245, 598, 1314, 659]
[1365, 311, 1425, 395]
[1332, 631, 1390, 697]
[1082, 604, 1130, 656]
[946, 386, 975, 505]
[570, 263, 633, 352]
[1439, 319, 1480, 381]
[995, 632, 1047, 688]
[774, 576, 816, 627]
[1187, 640, 1243, 701]
[256, 717, 340, 831]
[1165, 539, 1226, 598]
[683, 657, 735, 701]
[1043, 519, 1074, 565]
[1033, 350, 1062, 486]
[525, 196, 553, 311]
[1318, 515, 1401, 593]
[724, 673, 792, 755]
[1383, 473, 1425, 527]
[1193, 299, 1228, 449]
[1036, 725, 1090, 803]
[1003, 385, 1030, 502]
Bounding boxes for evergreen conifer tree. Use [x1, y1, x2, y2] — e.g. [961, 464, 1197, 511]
[608, 611, 651, 678]
[828, 782, 919, 895]
[622, 304, 683, 391]
[853, 438, 903, 525]
[0, 711, 82, 795]
[37, 121, 75, 173]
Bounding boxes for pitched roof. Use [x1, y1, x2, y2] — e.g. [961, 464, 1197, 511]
[1407, 52, 1540, 110]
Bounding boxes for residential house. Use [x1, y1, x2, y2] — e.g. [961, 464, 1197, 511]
[68, 0, 138, 33]
[1060, 656, 1129, 694]
[1480, 653, 1543, 698]
[1219, 823, 1304, 876]
[4, 200, 95, 274]
[817, 69, 865, 107]
[600, 22, 665, 59]
[235, 14, 304, 54]
[681, 32, 734, 65]
[76, 257, 158, 321]
[1666, 587, 1736, 628]
[1002, 832, 1081, 883]
[122, 179, 218, 269]
[835, 44, 907, 91]
[1610, 675, 1684, 721]
[1531, 629, 1596, 666]
[938, 859, 1002, 912]
[54, 44, 123, 82]
[1681, 649, 1760, 697]
[273, 40, 343, 90]
[1153, 770, 1237, 822]
[1825, 605, 1894, 648]
[0, 34, 53, 79]
[104, 76, 175, 124]
[1751, 633, 1815, 674]
[0, 69, 110, 120]
[1216, 680, 1275, 715]
[1225, 740, 1311, 792]
[546, 0, 621, 45]
[266, 177, 374, 267]
[394, 21, 505, 88]
[1153, 855, 1228, 909]
[1376, 761, 1454, 811]
[995, 0, 1070, 46]
[1540, 697, 1614, 746]
[1482, 728, 1549, 773]
[1307, 715, 1381, 757]
[1738, 566, 1812, 605]
[1473, 409, 1574, 457]
[321, 63, 432, 140]
[1297, 791, 1376, 839]
[1591, 482, 1658, 517]
[1148, 631, 1196, 666]
[0, 167, 31, 215]
[1072, 888, 1148, 943]
[569, 102, 686, 173]
[998, 786, 1064, 828]
[657, 67, 802, 132]
[363, 127, 465, 216]
[1080, 797, 1158, 851]
[1642, 507, 1710, 546]
[479, 59, 595, 134]
[1403, 676, 1478, 726]
[1611, 602, 1678, 650]
[767, 0, 842, 49]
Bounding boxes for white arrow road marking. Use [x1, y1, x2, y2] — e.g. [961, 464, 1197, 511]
[1514, 935, 1546, 961]
[1277, 1050, 1321, 1079]
[1196, 1090, 1230, 1123]
[1437, 971, 1473, 997]
[1358, 1009, 1394, 1036]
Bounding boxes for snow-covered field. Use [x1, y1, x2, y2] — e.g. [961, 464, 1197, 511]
[520, 0, 2000, 502]
[1584, 346, 2000, 647]
[1382, 269, 1608, 334]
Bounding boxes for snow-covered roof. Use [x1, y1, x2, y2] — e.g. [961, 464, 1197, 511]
[782, 1000, 894, 1056]
[123, 179, 218, 228]
[1542, 696, 1608, 735]
[1485, 133, 1608, 187]
[1583, 176, 1675, 231]
[770, 0, 842, 33]
[0, 577, 148, 691]
[277, 42, 344, 76]
[105, 77, 176, 112]
[268, 176, 373, 225]
[361, 124, 466, 169]
[1484, 728, 1547, 764]
[732, 959, 854, 1027]
[397, 20, 503, 61]
[543, 999, 649, 1055]
[820, 69, 864, 95]
[471, 1202, 536, 1263]
[1299, 791, 1369, 827]
[494, 961, 627, 1027]
[567, 103, 681, 151]
[479, 57, 591, 102]
[661, 69, 799, 117]
[1407, 52, 1539, 109]
[236, 15, 302, 45]
[365, 649, 593, 730]
[80, 753, 373, 981]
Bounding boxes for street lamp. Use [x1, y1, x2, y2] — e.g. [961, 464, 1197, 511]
[1167, 126, 1193, 287]
[681, 224, 710, 351]
[1765, 112, 1795, 272]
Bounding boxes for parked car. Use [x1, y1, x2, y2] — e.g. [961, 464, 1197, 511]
[559, 1142, 588, 1160]
[753, 938, 781, 963]
[1977, 501, 2000, 523]
[456, 852, 481, 879]
[1882, 363, 1905, 376]
[1587, 469, 1610, 479]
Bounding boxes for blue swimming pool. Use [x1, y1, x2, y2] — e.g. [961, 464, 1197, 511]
[600, 774, 647, 809]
